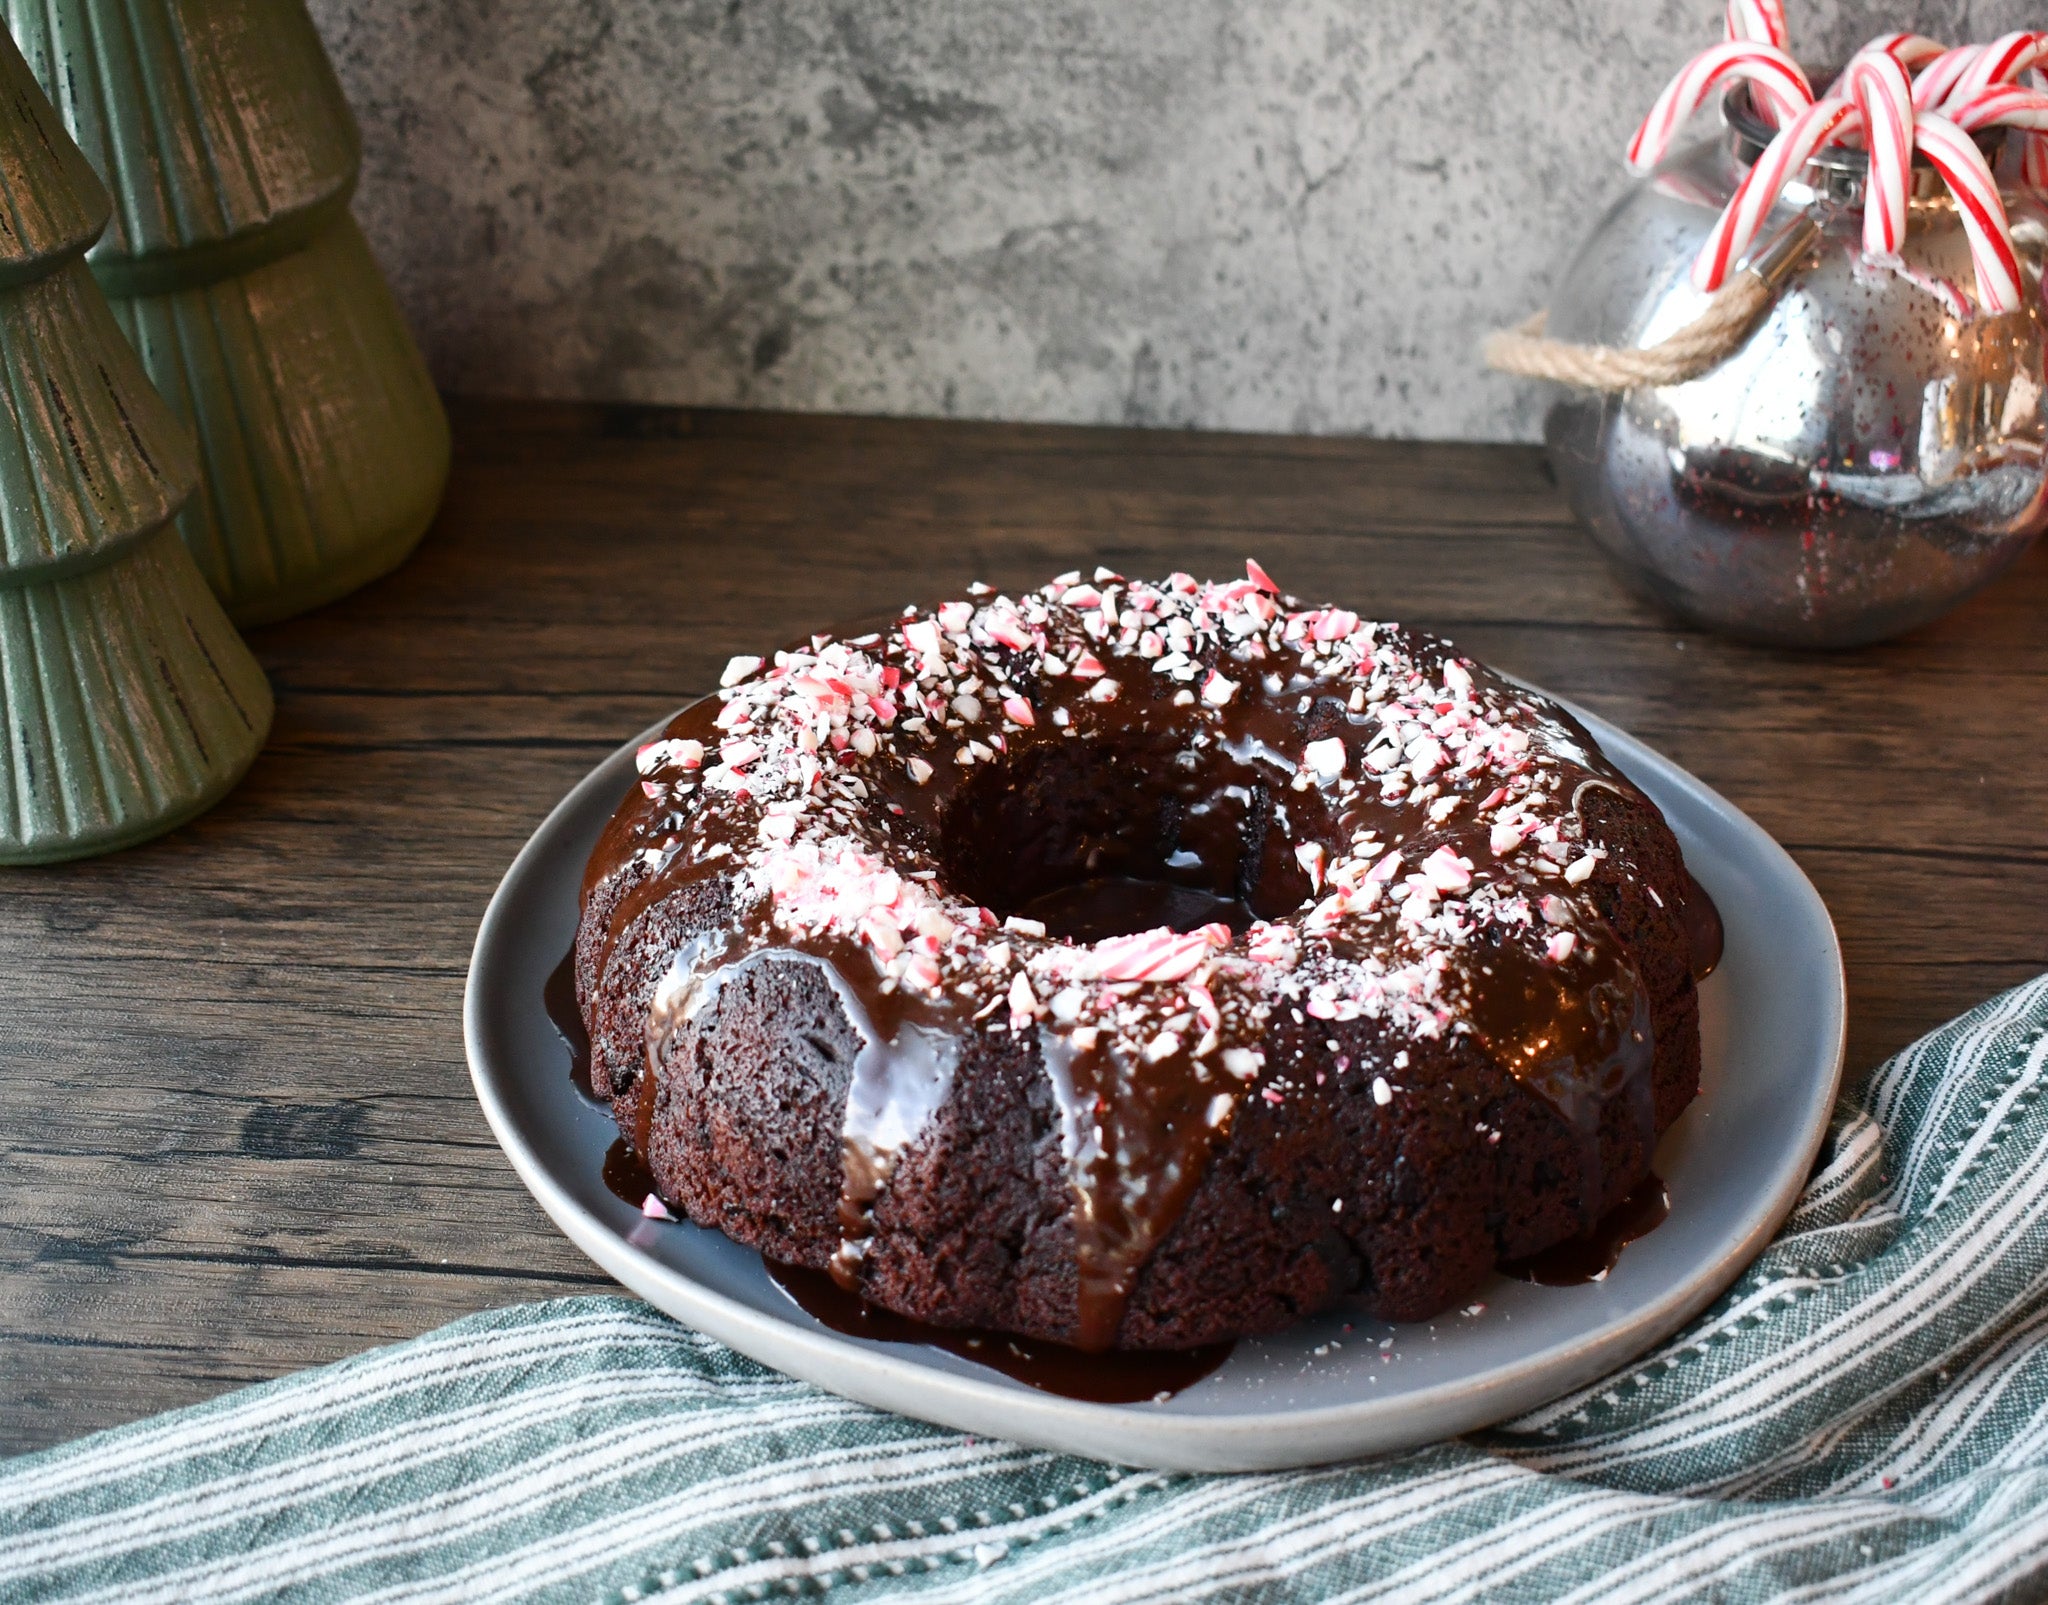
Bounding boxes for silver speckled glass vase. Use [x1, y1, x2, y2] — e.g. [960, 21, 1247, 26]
[1545, 88, 2048, 648]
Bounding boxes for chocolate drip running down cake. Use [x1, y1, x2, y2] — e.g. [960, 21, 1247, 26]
[577, 564, 1709, 1352]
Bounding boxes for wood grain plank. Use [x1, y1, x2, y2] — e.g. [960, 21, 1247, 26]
[2, 395, 2042, 1454]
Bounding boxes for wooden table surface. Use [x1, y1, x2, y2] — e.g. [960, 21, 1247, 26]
[4, 396, 2044, 1456]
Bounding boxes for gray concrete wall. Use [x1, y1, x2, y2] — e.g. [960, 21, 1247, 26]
[313, 1, 2033, 440]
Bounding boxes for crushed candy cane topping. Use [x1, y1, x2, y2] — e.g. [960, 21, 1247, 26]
[615, 560, 1646, 1076]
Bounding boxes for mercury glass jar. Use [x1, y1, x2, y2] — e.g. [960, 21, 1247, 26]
[1544, 88, 2048, 648]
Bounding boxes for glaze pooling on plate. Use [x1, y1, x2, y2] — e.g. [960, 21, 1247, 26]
[579, 564, 1701, 1349]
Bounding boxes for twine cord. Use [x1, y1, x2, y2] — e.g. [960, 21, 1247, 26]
[1480, 273, 1774, 391]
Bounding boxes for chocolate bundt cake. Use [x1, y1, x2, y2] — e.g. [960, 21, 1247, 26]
[577, 563, 1707, 1352]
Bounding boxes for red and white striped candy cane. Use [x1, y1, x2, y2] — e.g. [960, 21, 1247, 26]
[1914, 45, 1985, 111]
[1826, 32, 1946, 96]
[1863, 33, 1949, 70]
[1721, 0, 1801, 122]
[2026, 72, 2048, 189]
[1915, 112, 2025, 312]
[1724, 0, 1788, 50]
[1694, 96, 1859, 292]
[1951, 84, 2048, 134]
[1845, 51, 1915, 255]
[1948, 31, 2048, 189]
[1627, 42, 1813, 171]
[1952, 31, 2048, 102]
[1952, 83, 2048, 192]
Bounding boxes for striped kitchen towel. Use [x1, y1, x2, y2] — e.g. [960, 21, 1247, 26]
[7, 975, 2048, 1604]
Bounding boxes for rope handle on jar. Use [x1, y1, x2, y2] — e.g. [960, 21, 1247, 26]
[1482, 208, 1825, 391]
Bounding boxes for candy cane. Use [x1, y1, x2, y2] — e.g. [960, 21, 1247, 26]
[1845, 51, 1915, 255]
[1951, 84, 2048, 134]
[1627, 42, 1814, 171]
[1725, 0, 1788, 50]
[1951, 83, 2048, 193]
[1914, 45, 1984, 111]
[1946, 30, 2048, 187]
[1719, 0, 1802, 123]
[1953, 31, 2048, 102]
[1695, 96, 1859, 292]
[1915, 112, 2024, 313]
[1825, 32, 1946, 96]
[2027, 73, 2048, 191]
[1864, 33, 1950, 70]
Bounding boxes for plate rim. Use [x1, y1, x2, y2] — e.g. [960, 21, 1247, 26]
[464, 698, 1846, 1472]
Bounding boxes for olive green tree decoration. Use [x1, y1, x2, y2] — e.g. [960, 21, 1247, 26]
[7, 0, 450, 629]
[0, 28, 271, 864]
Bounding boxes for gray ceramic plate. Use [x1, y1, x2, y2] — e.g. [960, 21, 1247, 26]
[465, 701, 1844, 1473]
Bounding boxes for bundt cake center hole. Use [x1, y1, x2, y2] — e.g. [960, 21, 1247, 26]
[1013, 876, 1256, 943]
[938, 738, 1290, 942]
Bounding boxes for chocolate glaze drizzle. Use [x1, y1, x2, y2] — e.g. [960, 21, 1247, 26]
[1679, 870, 1724, 982]
[1500, 1173, 1671, 1285]
[545, 943, 596, 1102]
[579, 571, 1688, 1349]
[767, 1259, 1234, 1402]
[602, 1137, 658, 1208]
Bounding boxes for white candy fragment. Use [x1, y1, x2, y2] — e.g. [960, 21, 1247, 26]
[1304, 737, 1347, 780]
[906, 757, 933, 785]
[719, 655, 763, 687]
[1222, 1047, 1264, 1078]
[1144, 1030, 1183, 1063]
[902, 618, 943, 659]
[1004, 915, 1047, 937]
[1564, 852, 1599, 885]
[1008, 971, 1040, 1026]
[1422, 845, 1473, 894]
[1295, 842, 1326, 893]
[1545, 931, 1578, 964]
[1372, 1076, 1393, 1106]
[641, 1193, 675, 1220]
[636, 737, 705, 774]
[1201, 670, 1239, 707]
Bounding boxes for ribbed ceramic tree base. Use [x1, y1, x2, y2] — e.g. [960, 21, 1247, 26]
[0, 526, 273, 863]
[108, 217, 450, 628]
[0, 259, 196, 577]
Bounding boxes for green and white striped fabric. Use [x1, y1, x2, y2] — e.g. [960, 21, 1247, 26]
[8, 975, 2048, 1604]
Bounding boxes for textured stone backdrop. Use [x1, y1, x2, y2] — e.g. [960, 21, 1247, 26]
[312, 0, 2037, 440]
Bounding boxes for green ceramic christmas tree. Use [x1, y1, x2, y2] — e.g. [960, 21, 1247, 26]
[6, 0, 449, 628]
[0, 29, 271, 863]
